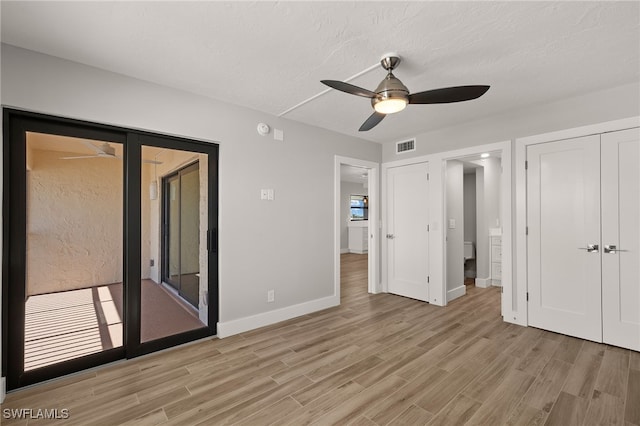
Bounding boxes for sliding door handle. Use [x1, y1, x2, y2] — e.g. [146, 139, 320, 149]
[577, 244, 598, 253]
[207, 229, 218, 254]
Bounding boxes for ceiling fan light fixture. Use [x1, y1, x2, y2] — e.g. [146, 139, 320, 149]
[373, 97, 407, 114]
[320, 54, 490, 131]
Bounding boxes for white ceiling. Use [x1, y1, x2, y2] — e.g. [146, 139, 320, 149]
[2, 2, 639, 143]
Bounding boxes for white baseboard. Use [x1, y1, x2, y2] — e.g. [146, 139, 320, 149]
[217, 294, 340, 338]
[475, 277, 492, 288]
[340, 248, 349, 254]
[447, 285, 466, 302]
[1, 376, 5, 403]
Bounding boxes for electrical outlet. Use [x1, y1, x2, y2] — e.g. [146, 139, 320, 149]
[267, 289, 275, 303]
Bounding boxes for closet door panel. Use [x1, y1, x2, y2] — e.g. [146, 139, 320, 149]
[526, 135, 602, 342]
[601, 127, 640, 351]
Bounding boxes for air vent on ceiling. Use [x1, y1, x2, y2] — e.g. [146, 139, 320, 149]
[396, 138, 416, 154]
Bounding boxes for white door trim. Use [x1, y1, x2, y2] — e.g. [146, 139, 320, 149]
[335, 156, 380, 298]
[515, 116, 640, 328]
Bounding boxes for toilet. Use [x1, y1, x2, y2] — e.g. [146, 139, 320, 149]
[464, 241, 475, 260]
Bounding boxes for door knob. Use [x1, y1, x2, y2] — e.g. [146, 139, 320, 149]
[604, 244, 628, 254]
[578, 244, 599, 253]
[386, 234, 395, 239]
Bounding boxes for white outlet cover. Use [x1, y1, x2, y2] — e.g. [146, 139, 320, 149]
[274, 128, 284, 141]
[448, 219, 456, 229]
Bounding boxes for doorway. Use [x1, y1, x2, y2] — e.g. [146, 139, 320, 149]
[334, 156, 379, 300]
[3, 109, 219, 390]
[444, 152, 502, 302]
[439, 141, 512, 319]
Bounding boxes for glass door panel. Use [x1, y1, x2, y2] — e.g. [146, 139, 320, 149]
[25, 132, 124, 371]
[166, 175, 181, 289]
[140, 146, 207, 343]
[179, 163, 200, 307]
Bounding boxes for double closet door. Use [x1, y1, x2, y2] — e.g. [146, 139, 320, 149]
[527, 127, 639, 351]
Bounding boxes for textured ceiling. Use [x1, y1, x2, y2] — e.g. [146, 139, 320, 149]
[2, 1, 639, 143]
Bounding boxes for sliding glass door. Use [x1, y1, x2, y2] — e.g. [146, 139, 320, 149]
[23, 133, 125, 372]
[162, 162, 200, 308]
[3, 109, 218, 389]
[138, 142, 214, 347]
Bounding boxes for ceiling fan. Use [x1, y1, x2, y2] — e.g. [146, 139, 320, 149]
[321, 55, 490, 131]
[61, 141, 163, 164]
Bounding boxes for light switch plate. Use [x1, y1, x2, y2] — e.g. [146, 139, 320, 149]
[274, 129, 284, 141]
[448, 219, 456, 229]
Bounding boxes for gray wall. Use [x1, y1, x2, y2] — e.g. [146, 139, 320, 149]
[446, 161, 464, 296]
[340, 181, 368, 251]
[382, 82, 640, 162]
[0, 44, 382, 335]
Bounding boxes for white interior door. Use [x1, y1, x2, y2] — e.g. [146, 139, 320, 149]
[387, 162, 429, 301]
[527, 135, 602, 342]
[601, 127, 640, 351]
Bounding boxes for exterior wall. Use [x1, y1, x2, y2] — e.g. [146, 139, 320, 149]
[26, 147, 123, 295]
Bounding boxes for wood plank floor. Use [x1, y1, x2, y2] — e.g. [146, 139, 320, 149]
[2, 253, 638, 425]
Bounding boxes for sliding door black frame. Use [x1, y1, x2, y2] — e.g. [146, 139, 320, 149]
[2, 108, 219, 389]
[127, 133, 218, 358]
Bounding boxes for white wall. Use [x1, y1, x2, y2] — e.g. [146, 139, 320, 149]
[1, 44, 381, 345]
[483, 157, 501, 232]
[475, 157, 501, 286]
[445, 161, 464, 301]
[475, 168, 486, 280]
[340, 181, 367, 251]
[463, 172, 477, 244]
[463, 172, 477, 278]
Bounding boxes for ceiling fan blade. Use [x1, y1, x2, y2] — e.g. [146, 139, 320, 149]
[81, 140, 104, 154]
[359, 112, 386, 131]
[408, 85, 490, 104]
[321, 80, 376, 98]
[60, 155, 101, 160]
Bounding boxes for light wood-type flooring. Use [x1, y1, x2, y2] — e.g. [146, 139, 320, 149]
[2, 253, 638, 425]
